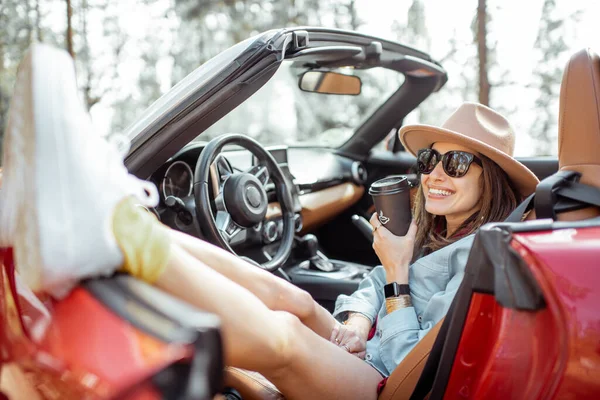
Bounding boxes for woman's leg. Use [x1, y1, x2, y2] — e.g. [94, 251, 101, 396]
[155, 244, 382, 400]
[169, 230, 336, 339]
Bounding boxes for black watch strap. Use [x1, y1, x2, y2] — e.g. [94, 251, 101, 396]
[384, 282, 410, 298]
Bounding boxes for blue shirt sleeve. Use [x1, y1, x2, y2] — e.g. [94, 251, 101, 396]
[332, 265, 386, 324]
[376, 237, 472, 373]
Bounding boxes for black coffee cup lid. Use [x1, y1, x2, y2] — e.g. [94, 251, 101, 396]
[369, 175, 409, 195]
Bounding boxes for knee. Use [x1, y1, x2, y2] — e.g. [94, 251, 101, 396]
[290, 288, 317, 322]
[264, 311, 302, 376]
[272, 282, 316, 321]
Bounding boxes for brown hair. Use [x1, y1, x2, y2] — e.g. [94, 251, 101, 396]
[412, 154, 521, 257]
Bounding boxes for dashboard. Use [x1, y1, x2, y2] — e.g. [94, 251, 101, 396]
[148, 143, 368, 257]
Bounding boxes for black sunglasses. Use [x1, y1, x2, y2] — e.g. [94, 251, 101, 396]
[416, 148, 483, 178]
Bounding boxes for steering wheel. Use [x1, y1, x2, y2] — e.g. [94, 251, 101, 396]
[194, 134, 295, 272]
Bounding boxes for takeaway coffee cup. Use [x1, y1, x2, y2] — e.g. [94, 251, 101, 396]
[369, 175, 412, 236]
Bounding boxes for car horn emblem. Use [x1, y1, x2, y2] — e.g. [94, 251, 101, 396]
[378, 210, 390, 225]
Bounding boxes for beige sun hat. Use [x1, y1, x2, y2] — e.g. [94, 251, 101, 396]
[399, 102, 539, 197]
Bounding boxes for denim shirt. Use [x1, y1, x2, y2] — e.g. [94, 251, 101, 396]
[333, 234, 475, 377]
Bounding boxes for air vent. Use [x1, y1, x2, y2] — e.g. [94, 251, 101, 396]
[351, 161, 368, 184]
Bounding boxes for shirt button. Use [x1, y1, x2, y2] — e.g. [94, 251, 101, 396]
[418, 315, 423, 322]
[377, 330, 381, 337]
[366, 353, 373, 361]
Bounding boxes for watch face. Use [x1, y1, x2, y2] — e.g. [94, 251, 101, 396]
[384, 283, 410, 298]
[384, 282, 399, 298]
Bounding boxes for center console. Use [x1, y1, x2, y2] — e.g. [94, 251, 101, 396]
[284, 233, 373, 312]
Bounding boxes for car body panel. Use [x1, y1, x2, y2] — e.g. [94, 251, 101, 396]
[444, 226, 600, 399]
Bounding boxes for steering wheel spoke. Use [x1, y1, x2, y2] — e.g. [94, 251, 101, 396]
[215, 211, 247, 245]
[210, 154, 234, 194]
[247, 164, 270, 187]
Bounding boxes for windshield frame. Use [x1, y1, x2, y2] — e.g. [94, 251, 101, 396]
[126, 29, 281, 149]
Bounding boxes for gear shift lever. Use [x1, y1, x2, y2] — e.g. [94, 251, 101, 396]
[304, 234, 319, 258]
[298, 234, 337, 272]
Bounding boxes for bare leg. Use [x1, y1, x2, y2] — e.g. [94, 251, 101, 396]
[154, 244, 382, 400]
[170, 230, 336, 338]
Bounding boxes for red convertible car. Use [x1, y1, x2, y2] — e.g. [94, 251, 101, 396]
[1, 28, 599, 399]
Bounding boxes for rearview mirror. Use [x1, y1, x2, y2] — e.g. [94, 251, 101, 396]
[298, 71, 361, 95]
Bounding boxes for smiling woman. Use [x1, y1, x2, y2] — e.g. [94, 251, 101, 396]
[419, 142, 485, 235]
[340, 102, 538, 382]
[400, 102, 539, 255]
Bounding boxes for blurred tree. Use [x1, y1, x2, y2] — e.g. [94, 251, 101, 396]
[76, 0, 130, 113]
[0, 0, 59, 154]
[530, 0, 580, 155]
[392, 0, 439, 126]
[405, 0, 429, 51]
[108, 1, 167, 134]
[333, 0, 361, 30]
[66, 0, 75, 58]
[471, 0, 516, 115]
[476, 0, 489, 106]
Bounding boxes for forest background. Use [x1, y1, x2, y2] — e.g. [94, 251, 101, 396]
[0, 0, 597, 156]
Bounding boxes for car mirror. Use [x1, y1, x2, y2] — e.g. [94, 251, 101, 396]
[298, 70, 361, 95]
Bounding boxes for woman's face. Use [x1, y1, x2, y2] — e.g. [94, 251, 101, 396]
[420, 142, 484, 225]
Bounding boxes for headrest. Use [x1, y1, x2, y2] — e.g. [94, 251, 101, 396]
[558, 48, 600, 188]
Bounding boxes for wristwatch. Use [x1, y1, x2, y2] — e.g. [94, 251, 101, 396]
[384, 283, 412, 314]
[384, 282, 410, 298]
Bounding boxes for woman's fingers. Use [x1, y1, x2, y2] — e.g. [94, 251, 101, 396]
[346, 336, 365, 353]
[331, 323, 352, 346]
[369, 212, 379, 229]
[336, 326, 353, 346]
[339, 332, 366, 356]
[406, 220, 418, 239]
[333, 325, 367, 358]
[330, 323, 341, 344]
[354, 350, 366, 359]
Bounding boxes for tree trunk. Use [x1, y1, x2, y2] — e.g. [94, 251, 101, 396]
[35, 0, 43, 41]
[349, 0, 359, 30]
[66, 0, 75, 59]
[26, 0, 33, 42]
[476, 0, 489, 106]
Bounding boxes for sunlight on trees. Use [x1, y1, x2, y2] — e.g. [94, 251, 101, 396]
[0, 0, 590, 157]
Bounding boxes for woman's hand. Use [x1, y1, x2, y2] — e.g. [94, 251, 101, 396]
[330, 316, 370, 359]
[370, 214, 418, 283]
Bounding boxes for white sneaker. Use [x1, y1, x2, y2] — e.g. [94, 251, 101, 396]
[0, 44, 159, 298]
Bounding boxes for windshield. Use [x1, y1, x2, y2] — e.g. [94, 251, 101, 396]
[194, 61, 405, 147]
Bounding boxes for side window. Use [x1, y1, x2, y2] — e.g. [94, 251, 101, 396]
[373, 128, 403, 153]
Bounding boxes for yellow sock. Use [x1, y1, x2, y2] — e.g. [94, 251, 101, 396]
[112, 197, 171, 283]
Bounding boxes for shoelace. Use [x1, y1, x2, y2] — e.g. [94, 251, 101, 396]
[106, 133, 160, 208]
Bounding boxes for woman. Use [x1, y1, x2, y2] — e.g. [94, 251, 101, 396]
[332, 108, 539, 376]
[0, 45, 538, 399]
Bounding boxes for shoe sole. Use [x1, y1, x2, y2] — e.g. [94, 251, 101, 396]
[1, 45, 75, 293]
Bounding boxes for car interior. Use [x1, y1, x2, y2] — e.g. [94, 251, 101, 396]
[214, 46, 600, 400]
[1, 28, 599, 400]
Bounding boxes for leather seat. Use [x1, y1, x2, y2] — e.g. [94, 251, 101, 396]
[526, 47, 600, 222]
[554, 47, 600, 220]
